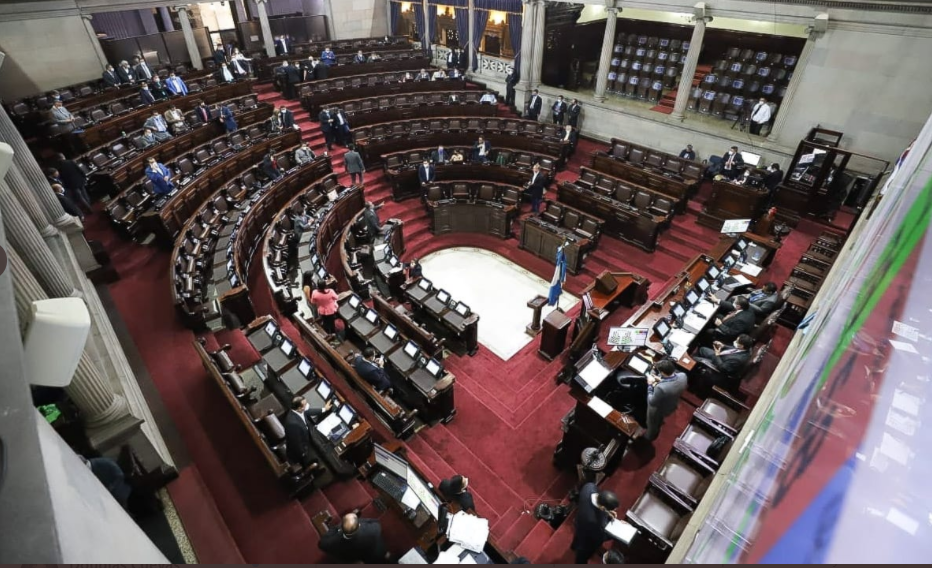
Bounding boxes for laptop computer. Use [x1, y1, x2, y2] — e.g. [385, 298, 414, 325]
[388, 340, 420, 374]
[408, 277, 432, 303]
[369, 323, 400, 356]
[350, 308, 379, 338]
[424, 289, 452, 316]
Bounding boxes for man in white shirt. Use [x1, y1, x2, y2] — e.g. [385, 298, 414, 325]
[749, 97, 772, 135]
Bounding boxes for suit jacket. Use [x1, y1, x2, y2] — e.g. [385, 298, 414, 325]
[318, 519, 387, 563]
[505, 71, 519, 87]
[352, 355, 391, 391]
[527, 171, 547, 200]
[56, 158, 87, 190]
[166, 76, 188, 96]
[679, 149, 696, 160]
[280, 109, 296, 129]
[149, 81, 169, 100]
[344, 151, 365, 174]
[430, 149, 448, 164]
[714, 309, 755, 342]
[139, 89, 156, 106]
[261, 154, 280, 178]
[295, 147, 316, 164]
[284, 66, 301, 85]
[116, 66, 136, 84]
[353, 54, 367, 64]
[134, 62, 153, 81]
[213, 48, 227, 66]
[216, 67, 236, 83]
[560, 129, 578, 146]
[722, 151, 745, 172]
[363, 207, 381, 236]
[195, 106, 211, 124]
[746, 290, 779, 316]
[527, 95, 542, 117]
[221, 106, 237, 131]
[282, 408, 323, 467]
[318, 110, 334, 132]
[102, 70, 121, 87]
[418, 164, 435, 184]
[552, 100, 567, 116]
[439, 480, 476, 511]
[274, 38, 289, 56]
[647, 372, 688, 416]
[567, 103, 581, 125]
[710, 348, 750, 379]
[471, 141, 491, 160]
[571, 483, 611, 553]
[764, 169, 783, 191]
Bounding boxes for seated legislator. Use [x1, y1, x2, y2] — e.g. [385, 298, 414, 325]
[415, 68, 431, 81]
[261, 150, 282, 180]
[406, 257, 422, 280]
[294, 142, 316, 165]
[353, 50, 367, 64]
[560, 124, 578, 159]
[718, 282, 779, 319]
[707, 296, 755, 344]
[282, 396, 328, 470]
[166, 71, 188, 96]
[352, 347, 393, 395]
[216, 62, 236, 83]
[431, 145, 449, 164]
[432, 69, 447, 81]
[139, 128, 159, 149]
[144, 111, 173, 141]
[149, 75, 169, 100]
[679, 144, 696, 160]
[164, 104, 187, 134]
[418, 159, 435, 189]
[139, 84, 156, 106]
[439, 475, 476, 512]
[450, 149, 465, 163]
[319, 513, 390, 563]
[194, 102, 211, 124]
[695, 334, 753, 390]
[145, 157, 175, 195]
[472, 136, 491, 163]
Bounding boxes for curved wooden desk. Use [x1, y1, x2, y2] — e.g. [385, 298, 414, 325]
[333, 90, 498, 130]
[301, 73, 470, 117]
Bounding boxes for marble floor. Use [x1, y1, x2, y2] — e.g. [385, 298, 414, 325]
[419, 247, 579, 361]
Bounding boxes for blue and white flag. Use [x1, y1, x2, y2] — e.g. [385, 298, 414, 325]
[547, 247, 567, 306]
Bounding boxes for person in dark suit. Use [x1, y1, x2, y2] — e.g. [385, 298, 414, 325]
[282, 396, 328, 469]
[195, 102, 211, 124]
[719, 282, 779, 319]
[319, 108, 335, 151]
[763, 163, 783, 192]
[261, 150, 282, 180]
[446, 48, 460, 69]
[418, 159, 435, 188]
[116, 60, 136, 84]
[217, 62, 236, 83]
[102, 65, 121, 88]
[709, 296, 755, 343]
[320, 46, 337, 67]
[301, 56, 317, 82]
[139, 84, 156, 106]
[560, 124, 578, 159]
[645, 360, 688, 441]
[315, 59, 330, 80]
[281, 62, 301, 100]
[149, 75, 169, 100]
[51, 183, 83, 219]
[526, 163, 547, 214]
[406, 257, 422, 280]
[696, 334, 753, 389]
[343, 145, 365, 185]
[219, 105, 237, 133]
[526, 89, 542, 121]
[353, 50, 367, 64]
[431, 145, 448, 164]
[274, 35, 290, 56]
[132, 56, 153, 81]
[567, 99, 582, 128]
[54, 153, 92, 214]
[212, 44, 227, 67]
[352, 347, 392, 394]
[551, 95, 567, 125]
[279, 105, 297, 130]
[318, 513, 390, 563]
[679, 144, 696, 160]
[145, 157, 175, 195]
[332, 108, 351, 146]
[362, 201, 381, 239]
[472, 136, 491, 163]
[505, 69, 519, 107]
[439, 475, 476, 512]
[721, 146, 745, 180]
[571, 483, 618, 564]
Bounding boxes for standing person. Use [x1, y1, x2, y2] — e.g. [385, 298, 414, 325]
[526, 163, 547, 214]
[571, 484, 618, 564]
[332, 108, 351, 146]
[282, 396, 327, 470]
[133, 56, 153, 81]
[116, 60, 136, 84]
[319, 107, 335, 151]
[268, 108, 283, 134]
[505, 68, 519, 107]
[446, 48, 459, 69]
[50, 100, 81, 131]
[149, 75, 169, 100]
[567, 98, 582, 128]
[102, 64, 121, 88]
[418, 159, 435, 188]
[145, 157, 175, 195]
[472, 136, 491, 163]
[279, 62, 296, 100]
[306, 278, 339, 336]
[749, 97, 772, 135]
[51, 184, 83, 219]
[274, 35, 289, 56]
[54, 153, 93, 214]
[195, 101, 211, 124]
[363, 201, 381, 238]
[551, 95, 567, 125]
[763, 162, 783, 192]
[219, 104, 237, 133]
[526, 89, 542, 121]
[560, 125, 578, 160]
[644, 360, 688, 442]
[318, 513, 390, 564]
[47, 168, 91, 215]
[213, 43, 227, 66]
[230, 48, 252, 76]
[439, 475, 476, 512]
[343, 145, 365, 186]
[721, 146, 745, 180]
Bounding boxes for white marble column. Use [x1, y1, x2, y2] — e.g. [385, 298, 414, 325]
[670, 11, 709, 121]
[254, 0, 277, 57]
[468, 0, 476, 72]
[159, 7, 175, 31]
[5, 168, 55, 239]
[594, 5, 619, 102]
[7, 246, 128, 427]
[767, 22, 825, 143]
[80, 14, 109, 69]
[529, 0, 546, 89]
[322, 0, 337, 40]
[175, 6, 204, 70]
[517, 0, 536, 92]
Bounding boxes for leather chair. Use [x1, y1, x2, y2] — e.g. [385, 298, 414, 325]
[611, 142, 629, 160]
[578, 170, 598, 188]
[650, 197, 674, 218]
[501, 188, 520, 206]
[695, 386, 751, 436]
[633, 191, 653, 211]
[209, 343, 238, 373]
[452, 183, 472, 201]
[385, 155, 403, 169]
[663, 157, 683, 175]
[540, 203, 562, 225]
[595, 177, 615, 196]
[628, 147, 646, 165]
[213, 140, 231, 155]
[562, 210, 581, 232]
[651, 442, 716, 507]
[645, 152, 664, 169]
[515, 153, 533, 169]
[614, 185, 634, 204]
[682, 163, 703, 180]
[90, 108, 110, 122]
[576, 218, 600, 241]
[177, 157, 196, 177]
[626, 483, 693, 557]
[426, 185, 444, 202]
[677, 416, 735, 469]
[194, 148, 213, 166]
[477, 184, 496, 202]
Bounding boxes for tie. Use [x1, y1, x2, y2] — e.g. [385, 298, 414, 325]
[749, 291, 765, 303]
[727, 154, 734, 168]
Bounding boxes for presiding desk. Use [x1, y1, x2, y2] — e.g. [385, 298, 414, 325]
[386, 154, 547, 202]
[590, 153, 696, 208]
[520, 216, 590, 274]
[429, 199, 515, 239]
[697, 178, 770, 231]
[254, 35, 409, 80]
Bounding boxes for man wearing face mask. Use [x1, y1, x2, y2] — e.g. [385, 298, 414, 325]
[749, 97, 772, 135]
[721, 145, 745, 180]
[695, 334, 753, 389]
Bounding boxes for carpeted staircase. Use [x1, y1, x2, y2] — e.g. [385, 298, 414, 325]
[651, 64, 713, 115]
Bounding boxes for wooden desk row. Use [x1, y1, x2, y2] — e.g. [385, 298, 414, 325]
[76, 80, 254, 148]
[590, 152, 698, 207]
[428, 199, 515, 240]
[403, 275, 480, 356]
[385, 155, 544, 202]
[93, 98, 272, 196]
[336, 93, 498, 131]
[301, 73, 471, 117]
[575, 165, 679, 217]
[194, 316, 373, 496]
[778, 229, 843, 327]
[255, 36, 411, 80]
[604, 137, 704, 185]
[557, 181, 667, 252]
[294, 55, 431, 93]
[519, 201, 605, 275]
[339, 209, 406, 297]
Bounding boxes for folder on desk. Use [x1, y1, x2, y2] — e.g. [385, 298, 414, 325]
[737, 262, 763, 277]
[668, 328, 696, 348]
[446, 511, 489, 553]
[694, 301, 717, 318]
[315, 412, 342, 436]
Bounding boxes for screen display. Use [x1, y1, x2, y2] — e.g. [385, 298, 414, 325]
[730, 63, 742, 72]
[403, 341, 419, 358]
[724, 255, 737, 268]
[384, 324, 398, 340]
[607, 327, 650, 347]
[230, 274, 239, 287]
[425, 359, 441, 376]
[348, 295, 361, 309]
[338, 404, 355, 424]
[364, 309, 378, 324]
[298, 359, 312, 377]
[702, 91, 715, 100]
[280, 339, 295, 357]
[317, 267, 327, 279]
[388, 256, 399, 267]
[436, 290, 451, 304]
[708, 265, 721, 279]
[655, 319, 671, 338]
[672, 303, 686, 318]
[316, 379, 332, 399]
[741, 152, 762, 167]
[628, 354, 651, 375]
[696, 278, 710, 292]
[454, 302, 469, 316]
[374, 444, 408, 479]
[686, 289, 700, 305]
[311, 254, 319, 266]
[721, 219, 752, 233]
[418, 278, 432, 291]
[737, 238, 749, 250]
[406, 469, 441, 520]
[265, 321, 277, 336]
[733, 96, 745, 106]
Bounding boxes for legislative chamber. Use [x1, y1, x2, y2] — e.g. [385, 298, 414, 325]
[0, 0, 928, 565]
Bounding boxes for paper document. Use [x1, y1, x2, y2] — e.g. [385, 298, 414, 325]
[737, 263, 763, 277]
[460, 554, 477, 565]
[447, 511, 490, 553]
[668, 329, 696, 348]
[731, 274, 752, 286]
[578, 359, 611, 390]
[400, 548, 429, 564]
[889, 339, 919, 354]
[684, 313, 707, 332]
[587, 396, 613, 418]
[434, 549, 462, 565]
[891, 388, 921, 417]
[315, 412, 342, 436]
[694, 301, 717, 318]
[606, 519, 638, 544]
[671, 344, 688, 360]
[401, 487, 420, 510]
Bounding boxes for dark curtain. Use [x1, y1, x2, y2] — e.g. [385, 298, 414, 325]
[414, 3, 426, 45]
[389, 1, 402, 35]
[427, 5, 438, 43]
[472, 9, 488, 71]
[455, 8, 469, 51]
[476, 0, 522, 11]
[508, 12, 522, 74]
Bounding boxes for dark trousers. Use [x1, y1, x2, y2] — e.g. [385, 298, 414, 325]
[574, 547, 597, 564]
[320, 312, 336, 334]
[284, 82, 296, 100]
[749, 121, 763, 135]
[531, 196, 542, 213]
[553, 113, 564, 125]
[349, 171, 363, 185]
[321, 130, 334, 150]
[69, 183, 93, 213]
[506, 85, 516, 106]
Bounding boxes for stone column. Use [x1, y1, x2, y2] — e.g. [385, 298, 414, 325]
[322, 0, 337, 41]
[468, 0, 476, 72]
[767, 19, 826, 143]
[0, 105, 73, 228]
[175, 6, 205, 70]
[5, 169, 55, 239]
[159, 7, 175, 31]
[7, 246, 128, 427]
[517, 0, 536, 92]
[0, 181, 78, 299]
[422, 0, 431, 54]
[254, 0, 277, 57]
[529, 0, 546, 89]
[80, 14, 109, 69]
[670, 10, 709, 121]
[593, 5, 619, 102]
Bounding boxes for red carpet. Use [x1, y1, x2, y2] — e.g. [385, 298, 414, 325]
[82, 80, 827, 563]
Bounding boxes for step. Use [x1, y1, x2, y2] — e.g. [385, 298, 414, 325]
[320, 476, 373, 516]
[497, 510, 541, 552]
[532, 517, 577, 564]
[167, 466, 246, 563]
[514, 520, 555, 559]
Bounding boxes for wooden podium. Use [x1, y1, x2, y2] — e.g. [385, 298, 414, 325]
[539, 309, 572, 361]
[526, 295, 548, 336]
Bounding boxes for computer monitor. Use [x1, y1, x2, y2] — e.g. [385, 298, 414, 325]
[230, 273, 239, 287]
[316, 379, 332, 400]
[425, 358, 442, 377]
[298, 358, 313, 378]
[364, 309, 378, 324]
[737, 238, 749, 251]
[684, 288, 700, 306]
[338, 404, 356, 424]
[454, 302, 470, 317]
[280, 339, 295, 357]
[384, 324, 399, 341]
[388, 255, 400, 268]
[406, 469, 441, 520]
[607, 327, 650, 347]
[264, 321, 278, 336]
[348, 294, 361, 309]
[317, 266, 327, 280]
[721, 219, 751, 233]
[707, 265, 721, 280]
[695, 278, 711, 293]
[403, 340, 419, 358]
[654, 319, 671, 339]
[741, 151, 762, 167]
[627, 353, 652, 375]
[311, 253, 319, 266]
[417, 278, 432, 291]
[671, 302, 687, 319]
[373, 443, 409, 479]
[723, 255, 737, 268]
[435, 289, 451, 304]
[226, 259, 234, 273]
[582, 292, 594, 313]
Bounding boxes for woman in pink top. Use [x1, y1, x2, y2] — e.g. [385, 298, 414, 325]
[305, 276, 339, 335]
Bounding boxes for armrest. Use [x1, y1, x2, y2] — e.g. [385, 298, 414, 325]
[711, 385, 750, 412]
